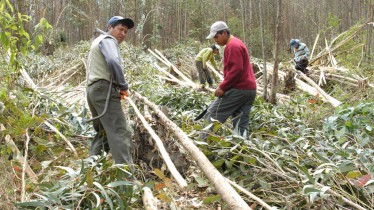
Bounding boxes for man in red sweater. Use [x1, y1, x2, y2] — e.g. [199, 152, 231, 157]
[203, 21, 257, 138]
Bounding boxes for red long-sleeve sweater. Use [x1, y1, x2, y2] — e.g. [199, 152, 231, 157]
[219, 37, 257, 91]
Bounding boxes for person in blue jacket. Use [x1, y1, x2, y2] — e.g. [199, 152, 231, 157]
[290, 39, 310, 74]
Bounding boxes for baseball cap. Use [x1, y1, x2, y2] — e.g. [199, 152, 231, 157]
[206, 21, 229, 39]
[107, 16, 134, 29]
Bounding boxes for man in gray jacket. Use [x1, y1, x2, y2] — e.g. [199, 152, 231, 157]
[86, 16, 134, 165]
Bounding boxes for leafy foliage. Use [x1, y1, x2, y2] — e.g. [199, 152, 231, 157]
[324, 102, 374, 148]
[16, 156, 140, 209]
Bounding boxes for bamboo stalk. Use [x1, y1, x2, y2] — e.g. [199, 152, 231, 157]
[133, 91, 251, 210]
[310, 33, 320, 60]
[44, 121, 78, 157]
[297, 72, 342, 107]
[154, 49, 196, 85]
[127, 97, 188, 190]
[154, 64, 189, 87]
[142, 187, 158, 210]
[207, 63, 223, 81]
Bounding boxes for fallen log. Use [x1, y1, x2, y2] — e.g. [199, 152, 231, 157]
[133, 91, 251, 210]
[127, 97, 188, 190]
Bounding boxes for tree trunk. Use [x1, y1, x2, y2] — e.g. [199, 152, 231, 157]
[259, 0, 267, 100]
[270, 0, 282, 104]
[240, 0, 246, 44]
[248, 0, 253, 55]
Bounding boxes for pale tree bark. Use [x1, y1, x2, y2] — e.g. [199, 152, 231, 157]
[223, 0, 227, 22]
[240, 0, 246, 44]
[270, 0, 282, 104]
[248, 0, 253, 55]
[259, 0, 267, 100]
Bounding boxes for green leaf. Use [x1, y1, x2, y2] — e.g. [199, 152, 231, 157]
[245, 156, 256, 164]
[213, 159, 225, 168]
[303, 185, 321, 194]
[346, 171, 361, 179]
[93, 182, 113, 210]
[153, 168, 166, 179]
[91, 192, 101, 208]
[293, 162, 315, 184]
[86, 170, 93, 188]
[54, 166, 77, 177]
[203, 194, 221, 204]
[338, 162, 356, 173]
[107, 188, 125, 210]
[106, 181, 133, 188]
[195, 176, 208, 187]
[16, 201, 49, 207]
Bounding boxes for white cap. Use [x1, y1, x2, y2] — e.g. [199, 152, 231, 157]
[206, 21, 229, 39]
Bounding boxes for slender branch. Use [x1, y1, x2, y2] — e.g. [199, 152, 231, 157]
[226, 178, 274, 210]
[21, 128, 31, 202]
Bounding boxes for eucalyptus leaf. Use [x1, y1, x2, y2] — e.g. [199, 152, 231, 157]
[106, 181, 133, 188]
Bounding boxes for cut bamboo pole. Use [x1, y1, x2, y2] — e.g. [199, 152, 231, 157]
[133, 91, 251, 210]
[148, 49, 170, 67]
[142, 187, 158, 210]
[154, 64, 189, 87]
[297, 72, 341, 107]
[20, 68, 38, 90]
[127, 97, 188, 190]
[149, 49, 199, 88]
[207, 63, 223, 81]
[310, 33, 320, 60]
[44, 121, 78, 157]
[154, 49, 196, 85]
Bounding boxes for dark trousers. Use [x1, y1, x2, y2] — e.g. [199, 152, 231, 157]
[196, 61, 213, 85]
[295, 59, 309, 73]
[204, 88, 256, 138]
[86, 80, 133, 165]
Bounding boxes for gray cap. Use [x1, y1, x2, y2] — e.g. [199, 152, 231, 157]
[206, 21, 228, 39]
[107, 16, 134, 29]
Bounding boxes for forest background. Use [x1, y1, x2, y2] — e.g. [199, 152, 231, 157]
[10, 0, 374, 61]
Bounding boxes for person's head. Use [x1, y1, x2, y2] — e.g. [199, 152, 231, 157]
[211, 44, 220, 55]
[206, 21, 231, 46]
[290, 39, 300, 49]
[106, 16, 134, 44]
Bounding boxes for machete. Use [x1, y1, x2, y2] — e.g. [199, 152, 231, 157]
[194, 108, 208, 121]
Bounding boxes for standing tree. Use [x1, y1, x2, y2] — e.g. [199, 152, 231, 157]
[240, 0, 246, 44]
[259, 0, 267, 100]
[248, 0, 253, 55]
[270, 0, 282, 104]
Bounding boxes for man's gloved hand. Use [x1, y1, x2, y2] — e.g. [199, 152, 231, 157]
[120, 90, 129, 99]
